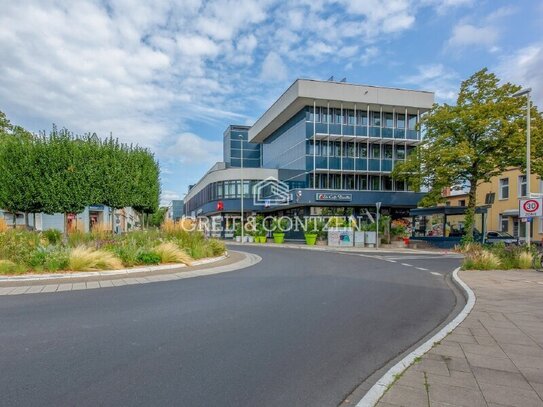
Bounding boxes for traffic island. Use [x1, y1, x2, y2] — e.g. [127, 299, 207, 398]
[0, 250, 261, 295]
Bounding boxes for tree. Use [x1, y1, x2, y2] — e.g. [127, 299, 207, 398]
[393, 69, 537, 240]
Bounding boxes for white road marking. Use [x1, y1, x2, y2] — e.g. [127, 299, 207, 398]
[401, 263, 413, 267]
[430, 272, 442, 276]
[416, 267, 429, 271]
[386, 260, 397, 263]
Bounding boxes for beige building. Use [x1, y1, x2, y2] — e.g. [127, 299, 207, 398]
[477, 168, 543, 242]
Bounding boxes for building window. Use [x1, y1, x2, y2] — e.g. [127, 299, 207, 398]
[382, 176, 393, 191]
[518, 175, 527, 197]
[347, 110, 355, 125]
[458, 200, 466, 206]
[395, 145, 405, 160]
[356, 110, 368, 126]
[357, 144, 367, 158]
[500, 215, 509, 233]
[384, 145, 393, 159]
[334, 109, 341, 124]
[346, 142, 355, 157]
[315, 107, 322, 123]
[371, 111, 381, 127]
[371, 176, 380, 190]
[407, 114, 417, 130]
[384, 113, 394, 128]
[396, 113, 405, 129]
[499, 178, 509, 199]
[371, 144, 380, 158]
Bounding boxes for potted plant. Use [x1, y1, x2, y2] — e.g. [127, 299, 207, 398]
[304, 218, 319, 245]
[272, 217, 287, 244]
[234, 224, 242, 242]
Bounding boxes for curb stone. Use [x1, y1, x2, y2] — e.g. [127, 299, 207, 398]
[0, 251, 261, 295]
[355, 267, 475, 407]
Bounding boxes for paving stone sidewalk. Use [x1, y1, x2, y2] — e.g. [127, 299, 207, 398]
[377, 269, 543, 407]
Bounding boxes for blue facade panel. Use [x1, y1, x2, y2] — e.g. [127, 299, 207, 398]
[262, 109, 306, 170]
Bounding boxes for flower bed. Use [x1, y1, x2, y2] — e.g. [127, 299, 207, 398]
[0, 227, 225, 275]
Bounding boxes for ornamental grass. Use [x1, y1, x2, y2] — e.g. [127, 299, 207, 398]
[154, 242, 192, 265]
[68, 246, 123, 271]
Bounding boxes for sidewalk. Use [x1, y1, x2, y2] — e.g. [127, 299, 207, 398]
[376, 269, 543, 407]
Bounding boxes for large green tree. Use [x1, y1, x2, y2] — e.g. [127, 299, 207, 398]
[393, 69, 541, 239]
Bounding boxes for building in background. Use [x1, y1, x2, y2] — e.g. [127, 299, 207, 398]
[223, 125, 262, 168]
[477, 167, 543, 242]
[0, 206, 140, 233]
[184, 79, 434, 230]
[166, 200, 184, 222]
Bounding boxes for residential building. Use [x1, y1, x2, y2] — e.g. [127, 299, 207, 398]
[184, 79, 434, 227]
[477, 167, 543, 242]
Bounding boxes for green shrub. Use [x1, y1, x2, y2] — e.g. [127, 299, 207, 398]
[136, 251, 161, 265]
[42, 229, 62, 245]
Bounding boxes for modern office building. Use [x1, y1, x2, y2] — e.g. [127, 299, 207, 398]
[184, 78, 433, 223]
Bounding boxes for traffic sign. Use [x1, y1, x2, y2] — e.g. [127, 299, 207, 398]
[519, 198, 543, 218]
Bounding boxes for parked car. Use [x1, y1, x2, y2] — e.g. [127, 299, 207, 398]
[485, 231, 519, 245]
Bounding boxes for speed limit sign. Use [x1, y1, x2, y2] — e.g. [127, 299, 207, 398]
[519, 198, 543, 218]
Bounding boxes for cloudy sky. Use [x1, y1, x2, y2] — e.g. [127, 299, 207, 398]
[0, 0, 542, 204]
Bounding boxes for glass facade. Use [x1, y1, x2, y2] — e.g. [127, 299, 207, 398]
[223, 125, 261, 168]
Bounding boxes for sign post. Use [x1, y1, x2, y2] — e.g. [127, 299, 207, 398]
[519, 198, 543, 247]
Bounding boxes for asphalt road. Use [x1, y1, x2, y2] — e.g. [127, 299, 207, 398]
[0, 246, 461, 407]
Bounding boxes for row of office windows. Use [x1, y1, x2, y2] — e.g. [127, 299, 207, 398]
[308, 173, 409, 191]
[308, 107, 418, 129]
[185, 179, 306, 213]
[307, 140, 415, 160]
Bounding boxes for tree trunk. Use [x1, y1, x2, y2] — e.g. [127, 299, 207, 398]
[465, 181, 478, 242]
[24, 212, 29, 229]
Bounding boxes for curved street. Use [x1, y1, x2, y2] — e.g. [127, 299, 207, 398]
[0, 246, 461, 407]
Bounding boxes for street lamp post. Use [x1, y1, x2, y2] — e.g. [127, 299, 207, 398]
[239, 134, 244, 244]
[513, 87, 532, 246]
[376, 201, 382, 249]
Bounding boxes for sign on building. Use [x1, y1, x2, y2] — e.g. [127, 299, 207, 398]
[315, 193, 353, 202]
[519, 198, 543, 218]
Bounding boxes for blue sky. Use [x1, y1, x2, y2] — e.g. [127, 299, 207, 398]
[0, 0, 542, 205]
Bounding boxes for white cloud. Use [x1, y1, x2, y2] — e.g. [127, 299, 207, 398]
[497, 43, 543, 108]
[160, 190, 181, 206]
[165, 133, 223, 165]
[401, 64, 459, 101]
[260, 51, 288, 82]
[447, 23, 499, 49]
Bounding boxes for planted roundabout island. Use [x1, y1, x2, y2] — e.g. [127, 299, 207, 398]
[0, 219, 226, 276]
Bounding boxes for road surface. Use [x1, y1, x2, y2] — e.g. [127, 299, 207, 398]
[0, 246, 461, 406]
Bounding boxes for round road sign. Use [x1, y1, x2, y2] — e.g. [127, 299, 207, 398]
[523, 199, 540, 213]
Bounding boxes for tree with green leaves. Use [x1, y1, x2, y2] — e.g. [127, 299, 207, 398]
[393, 69, 541, 240]
[0, 110, 161, 232]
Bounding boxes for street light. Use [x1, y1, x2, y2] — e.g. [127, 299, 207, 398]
[513, 87, 532, 246]
[239, 134, 244, 244]
[376, 201, 382, 249]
